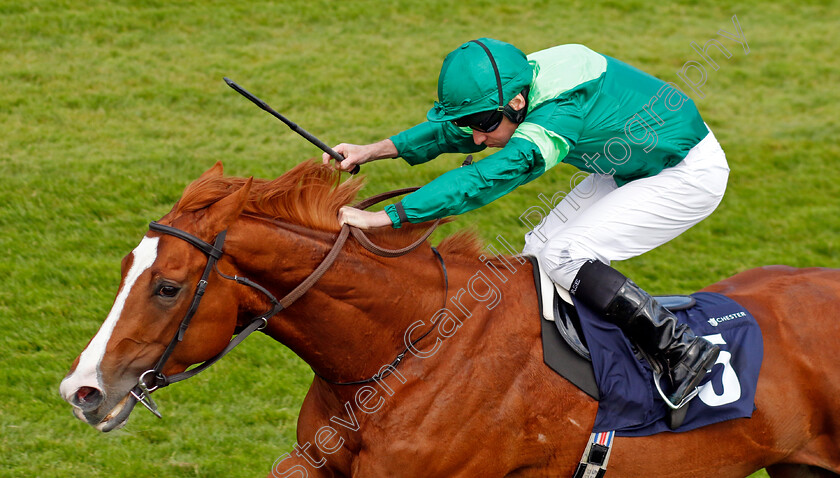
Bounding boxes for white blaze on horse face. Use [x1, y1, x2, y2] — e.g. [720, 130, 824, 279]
[60, 236, 159, 402]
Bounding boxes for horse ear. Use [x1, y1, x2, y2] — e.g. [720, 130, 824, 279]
[168, 162, 226, 215]
[199, 177, 252, 238]
[199, 161, 224, 180]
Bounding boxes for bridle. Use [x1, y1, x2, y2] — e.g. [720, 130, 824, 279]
[129, 188, 444, 418]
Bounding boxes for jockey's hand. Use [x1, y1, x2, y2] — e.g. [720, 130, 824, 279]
[322, 139, 398, 172]
[338, 207, 393, 229]
[322, 143, 369, 172]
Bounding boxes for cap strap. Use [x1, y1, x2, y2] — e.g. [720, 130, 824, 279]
[470, 40, 505, 111]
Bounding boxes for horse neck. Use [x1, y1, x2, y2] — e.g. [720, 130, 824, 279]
[228, 217, 451, 385]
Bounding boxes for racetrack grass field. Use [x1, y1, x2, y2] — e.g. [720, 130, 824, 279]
[1, 0, 838, 476]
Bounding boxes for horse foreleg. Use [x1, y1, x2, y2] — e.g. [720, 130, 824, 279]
[767, 464, 840, 478]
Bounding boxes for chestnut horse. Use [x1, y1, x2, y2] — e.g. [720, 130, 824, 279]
[61, 161, 840, 477]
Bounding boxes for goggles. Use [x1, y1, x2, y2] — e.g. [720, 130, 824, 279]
[452, 108, 505, 133]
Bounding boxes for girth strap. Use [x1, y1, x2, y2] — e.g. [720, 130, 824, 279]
[573, 431, 616, 478]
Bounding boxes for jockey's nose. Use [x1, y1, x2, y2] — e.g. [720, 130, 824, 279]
[70, 386, 104, 411]
[472, 129, 486, 145]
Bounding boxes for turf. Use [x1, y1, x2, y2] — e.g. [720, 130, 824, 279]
[1, 0, 837, 476]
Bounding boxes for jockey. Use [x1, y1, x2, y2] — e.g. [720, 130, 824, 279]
[323, 38, 729, 408]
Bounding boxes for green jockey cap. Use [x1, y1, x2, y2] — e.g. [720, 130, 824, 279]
[427, 38, 534, 123]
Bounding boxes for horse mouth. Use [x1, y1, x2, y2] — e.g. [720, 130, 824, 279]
[75, 393, 139, 432]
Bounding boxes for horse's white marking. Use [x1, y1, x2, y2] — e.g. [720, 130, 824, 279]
[60, 236, 159, 402]
[568, 417, 582, 430]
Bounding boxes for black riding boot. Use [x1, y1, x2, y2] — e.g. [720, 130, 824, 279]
[571, 260, 719, 408]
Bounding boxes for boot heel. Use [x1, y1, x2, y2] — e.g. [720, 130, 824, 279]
[666, 343, 720, 408]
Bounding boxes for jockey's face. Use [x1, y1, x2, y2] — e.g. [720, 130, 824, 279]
[470, 93, 526, 149]
[471, 115, 518, 148]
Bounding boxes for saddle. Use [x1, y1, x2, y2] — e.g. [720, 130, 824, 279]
[527, 255, 762, 436]
[528, 256, 702, 429]
[528, 256, 695, 399]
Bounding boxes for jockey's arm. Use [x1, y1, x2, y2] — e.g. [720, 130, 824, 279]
[390, 121, 486, 165]
[321, 139, 398, 172]
[324, 121, 485, 172]
[383, 138, 547, 228]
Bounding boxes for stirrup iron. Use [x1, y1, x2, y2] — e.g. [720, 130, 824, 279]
[653, 371, 699, 410]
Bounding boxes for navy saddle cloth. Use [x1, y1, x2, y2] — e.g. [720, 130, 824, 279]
[530, 258, 764, 436]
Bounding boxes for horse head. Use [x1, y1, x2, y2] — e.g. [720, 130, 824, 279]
[59, 162, 255, 431]
[60, 159, 448, 433]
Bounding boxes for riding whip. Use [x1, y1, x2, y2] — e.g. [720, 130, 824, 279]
[223, 77, 360, 175]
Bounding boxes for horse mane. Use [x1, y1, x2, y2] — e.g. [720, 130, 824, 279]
[173, 160, 485, 257]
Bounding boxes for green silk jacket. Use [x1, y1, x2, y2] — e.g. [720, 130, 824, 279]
[384, 44, 708, 227]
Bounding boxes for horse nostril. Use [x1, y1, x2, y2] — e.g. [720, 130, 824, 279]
[74, 386, 104, 410]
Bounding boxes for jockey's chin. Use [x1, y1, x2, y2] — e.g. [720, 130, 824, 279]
[471, 117, 519, 149]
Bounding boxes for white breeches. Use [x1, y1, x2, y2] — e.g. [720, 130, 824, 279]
[522, 128, 730, 289]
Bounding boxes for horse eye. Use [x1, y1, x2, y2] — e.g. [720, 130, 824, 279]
[156, 284, 180, 298]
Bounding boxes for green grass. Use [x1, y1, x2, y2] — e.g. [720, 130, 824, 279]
[2, 0, 838, 476]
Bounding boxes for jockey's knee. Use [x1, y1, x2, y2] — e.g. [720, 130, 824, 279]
[537, 244, 592, 291]
[522, 231, 544, 257]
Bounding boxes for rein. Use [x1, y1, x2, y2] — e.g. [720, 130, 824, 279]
[310, 246, 449, 386]
[130, 187, 444, 417]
